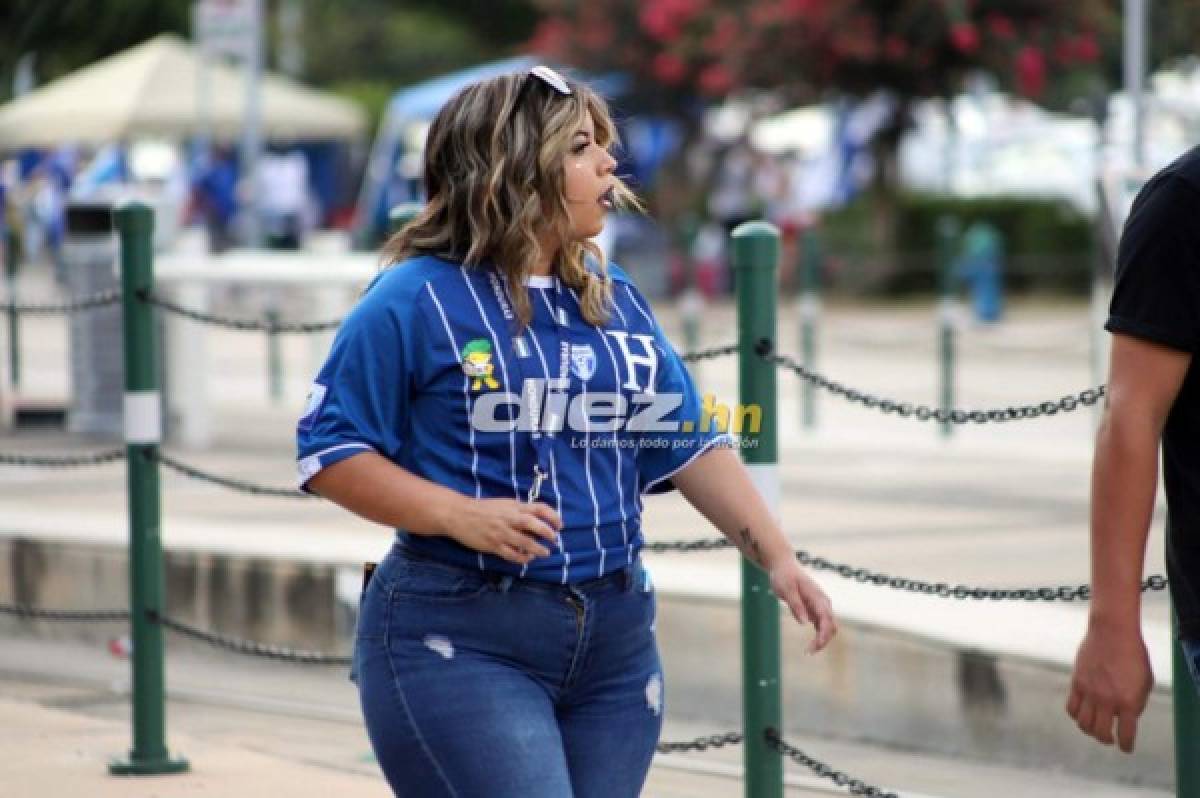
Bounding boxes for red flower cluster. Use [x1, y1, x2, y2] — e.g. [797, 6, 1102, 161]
[526, 0, 1109, 103]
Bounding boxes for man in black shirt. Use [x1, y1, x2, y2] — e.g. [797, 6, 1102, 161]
[1068, 145, 1200, 753]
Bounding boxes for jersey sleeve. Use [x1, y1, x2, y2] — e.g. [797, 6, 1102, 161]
[632, 297, 733, 495]
[295, 277, 417, 492]
[1106, 174, 1200, 353]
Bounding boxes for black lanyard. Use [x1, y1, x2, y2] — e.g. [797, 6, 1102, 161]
[487, 269, 568, 503]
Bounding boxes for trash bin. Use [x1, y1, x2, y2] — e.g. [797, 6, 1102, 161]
[64, 202, 124, 438]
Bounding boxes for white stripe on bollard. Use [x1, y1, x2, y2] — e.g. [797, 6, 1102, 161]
[124, 391, 162, 444]
[746, 462, 780, 517]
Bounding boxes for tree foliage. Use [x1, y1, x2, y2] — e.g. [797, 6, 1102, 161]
[528, 0, 1126, 113]
[0, 0, 539, 130]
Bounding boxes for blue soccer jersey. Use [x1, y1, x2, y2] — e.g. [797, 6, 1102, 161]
[296, 255, 730, 583]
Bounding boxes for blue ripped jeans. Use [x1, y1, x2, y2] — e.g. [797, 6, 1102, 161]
[352, 541, 664, 798]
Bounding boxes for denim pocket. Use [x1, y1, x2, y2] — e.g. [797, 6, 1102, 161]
[388, 551, 492, 604]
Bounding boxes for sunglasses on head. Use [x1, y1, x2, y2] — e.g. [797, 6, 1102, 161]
[508, 65, 573, 126]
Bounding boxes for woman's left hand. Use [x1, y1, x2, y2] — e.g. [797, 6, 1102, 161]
[768, 560, 837, 654]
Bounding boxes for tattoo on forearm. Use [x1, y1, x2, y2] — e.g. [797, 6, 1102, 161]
[737, 526, 764, 566]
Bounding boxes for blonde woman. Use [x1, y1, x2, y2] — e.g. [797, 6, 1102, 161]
[297, 66, 836, 797]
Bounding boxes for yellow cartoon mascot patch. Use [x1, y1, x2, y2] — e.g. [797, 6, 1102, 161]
[461, 338, 500, 391]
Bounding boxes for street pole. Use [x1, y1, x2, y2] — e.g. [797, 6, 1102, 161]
[798, 229, 820, 431]
[732, 221, 782, 798]
[266, 306, 283, 403]
[936, 216, 960, 440]
[3, 187, 19, 390]
[109, 202, 188, 776]
[240, 0, 265, 248]
[1124, 0, 1147, 169]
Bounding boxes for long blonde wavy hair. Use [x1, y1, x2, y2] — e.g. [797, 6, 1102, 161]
[380, 68, 641, 328]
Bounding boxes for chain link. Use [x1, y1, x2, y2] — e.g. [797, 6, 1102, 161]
[644, 538, 733, 553]
[0, 603, 130, 622]
[1, 289, 121, 316]
[0, 449, 126, 468]
[679, 343, 738, 363]
[766, 350, 1105, 423]
[766, 729, 897, 797]
[656, 731, 743, 753]
[148, 611, 352, 665]
[795, 549, 1168, 600]
[138, 290, 342, 333]
[151, 452, 315, 499]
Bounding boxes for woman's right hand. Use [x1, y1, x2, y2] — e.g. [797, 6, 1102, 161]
[439, 498, 563, 566]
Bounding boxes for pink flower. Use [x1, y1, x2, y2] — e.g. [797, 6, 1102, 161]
[640, 4, 681, 42]
[950, 22, 980, 54]
[652, 52, 689, 84]
[704, 15, 740, 55]
[987, 13, 1015, 40]
[1074, 33, 1100, 63]
[1015, 45, 1046, 97]
[525, 18, 571, 59]
[698, 63, 734, 96]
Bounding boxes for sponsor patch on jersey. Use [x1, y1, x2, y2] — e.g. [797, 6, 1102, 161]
[298, 383, 328, 431]
[570, 343, 597, 381]
[461, 338, 501, 391]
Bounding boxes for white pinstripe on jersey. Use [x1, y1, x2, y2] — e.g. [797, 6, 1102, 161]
[425, 281, 486, 570]
[571, 287, 633, 566]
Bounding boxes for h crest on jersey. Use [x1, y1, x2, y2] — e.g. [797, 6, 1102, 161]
[570, 343, 597, 381]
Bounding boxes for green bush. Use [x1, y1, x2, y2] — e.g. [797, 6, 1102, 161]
[819, 193, 1094, 296]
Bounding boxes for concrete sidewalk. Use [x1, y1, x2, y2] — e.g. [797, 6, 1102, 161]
[0, 636, 1174, 798]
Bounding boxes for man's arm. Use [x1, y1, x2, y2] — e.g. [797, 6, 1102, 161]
[1067, 332, 1190, 752]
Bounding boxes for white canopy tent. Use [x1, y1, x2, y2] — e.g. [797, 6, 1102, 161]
[0, 33, 365, 148]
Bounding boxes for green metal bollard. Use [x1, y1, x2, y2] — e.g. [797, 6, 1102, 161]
[1174, 610, 1200, 796]
[798, 229, 821, 431]
[935, 216, 960, 440]
[266, 307, 283, 404]
[388, 202, 424, 236]
[109, 203, 189, 777]
[680, 288, 703, 381]
[732, 221, 782, 798]
[4, 225, 18, 389]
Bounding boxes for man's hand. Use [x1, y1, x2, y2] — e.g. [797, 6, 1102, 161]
[768, 559, 837, 654]
[1066, 620, 1154, 753]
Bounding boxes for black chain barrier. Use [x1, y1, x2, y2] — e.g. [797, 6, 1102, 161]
[147, 611, 353, 666]
[644, 538, 734, 553]
[137, 290, 342, 333]
[792, 548, 1168, 601]
[151, 451, 315, 499]
[0, 603, 130, 622]
[656, 731, 743, 753]
[766, 729, 897, 797]
[764, 346, 1105, 423]
[0, 449, 125, 467]
[642, 538, 1170, 599]
[679, 343, 738, 362]
[1, 290, 121, 316]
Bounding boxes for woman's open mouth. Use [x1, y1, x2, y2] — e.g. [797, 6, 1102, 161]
[599, 186, 615, 209]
